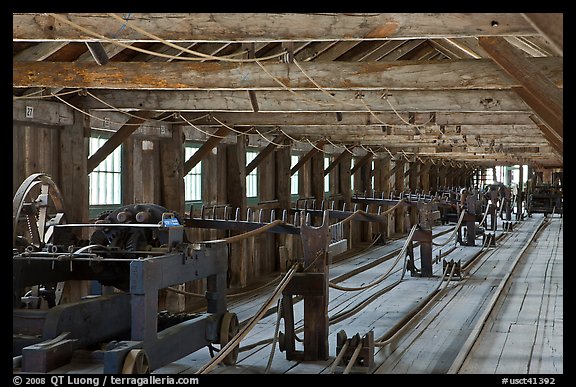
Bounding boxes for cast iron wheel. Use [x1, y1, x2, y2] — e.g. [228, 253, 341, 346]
[13, 173, 66, 250]
[122, 349, 150, 374]
[219, 312, 239, 366]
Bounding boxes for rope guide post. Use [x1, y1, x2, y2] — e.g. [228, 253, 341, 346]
[279, 211, 330, 361]
[407, 201, 434, 277]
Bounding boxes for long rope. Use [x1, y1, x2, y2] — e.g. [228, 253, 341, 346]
[264, 298, 283, 374]
[197, 220, 283, 244]
[330, 200, 406, 231]
[329, 225, 417, 292]
[431, 209, 466, 247]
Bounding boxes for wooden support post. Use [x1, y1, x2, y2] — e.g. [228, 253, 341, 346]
[420, 161, 431, 193]
[257, 141, 277, 277]
[159, 124, 184, 215]
[310, 145, 325, 225]
[359, 156, 373, 242]
[517, 164, 524, 220]
[59, 108, 89, 302]
[430, 163, 439, 193]
[338, 152, 352, 248]
[408, 161, 419, 228]
[376, 156, 393, 239]
[394, 159, 406, 234]
[227, 137, 248, 288]
[276, 144, 292, 269]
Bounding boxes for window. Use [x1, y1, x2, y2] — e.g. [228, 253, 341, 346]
[89, 136, 121, 205]
[246, 150, 258, 198]
[324, 156, 330, 193]
[184, 144, 202, 201]
[371, 160, 375, 189]
[291, 155, 299, 195]
[351, 157, 355, 190]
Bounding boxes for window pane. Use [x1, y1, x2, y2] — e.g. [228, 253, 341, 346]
[184, 145, 202, 201]
[246, 151, 258, 198]
[89, 136, 121, 205]
[291, 155, 299, 195]
[324, 156, 330, 193]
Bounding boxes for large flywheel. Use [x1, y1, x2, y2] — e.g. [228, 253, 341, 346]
[13, 173, 66, 252]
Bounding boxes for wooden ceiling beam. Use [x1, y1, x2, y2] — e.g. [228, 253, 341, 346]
[82, 89, 533, 113]
[175, 111, 537, 127]
[528, 114, 563, 157]
[14, 13, 535, 42]
[13, 58, 562, 90]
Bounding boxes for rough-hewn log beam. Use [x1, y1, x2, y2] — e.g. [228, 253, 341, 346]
[14, 13, 534, 42]
[13, 99, 74, 126]
[178, 111, 536, 127]
[83, 89, 532, 113]
[12, 58, 563, 90]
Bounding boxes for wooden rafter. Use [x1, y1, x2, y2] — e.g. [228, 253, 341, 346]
[521, 13, 563, 56]
[478, 36, 563, 141]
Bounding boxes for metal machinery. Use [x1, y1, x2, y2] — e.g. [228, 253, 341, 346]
[527, 184, 563, 217]
[13, 173, 238, 373]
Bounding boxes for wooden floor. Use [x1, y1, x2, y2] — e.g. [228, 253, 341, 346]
[458, 215, 563, 374]
[153, 214, 562, 375]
